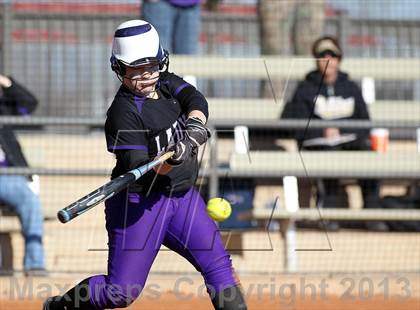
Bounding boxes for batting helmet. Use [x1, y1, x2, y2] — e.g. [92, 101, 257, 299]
[110, 20, 169, 76]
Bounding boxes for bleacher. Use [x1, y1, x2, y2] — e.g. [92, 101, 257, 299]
[1, 56, 419, 273]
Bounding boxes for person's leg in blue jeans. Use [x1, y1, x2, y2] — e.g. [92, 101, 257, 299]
[173, 4, 201, 54]
[0, 175, 45, 271]
[142, 0, 176, 53]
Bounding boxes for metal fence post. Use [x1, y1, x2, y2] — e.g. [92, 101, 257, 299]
[1, 1, 13, 74]
[91, 20, 104, 118]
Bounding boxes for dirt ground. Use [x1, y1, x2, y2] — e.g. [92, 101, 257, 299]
[1, 294, 419, 310]
[1, 273, 419, 309]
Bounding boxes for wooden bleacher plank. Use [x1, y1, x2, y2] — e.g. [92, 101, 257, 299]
[229, 151, 420, 178]
[208, 98, 420, 121]
[1, 99, 418, 126]
[172, 56, 420, 80]
[238, 208, 420, 222]
[368, 101, 420, 121]
[0, 209, 57, 232]
[208, 98, 282, 120]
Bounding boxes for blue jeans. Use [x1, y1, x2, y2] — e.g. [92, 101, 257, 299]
[142, 0, 201, 54]
[0, 175, 45, 270]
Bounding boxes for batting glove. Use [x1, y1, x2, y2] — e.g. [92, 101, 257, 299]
[166, 139, 194, 166]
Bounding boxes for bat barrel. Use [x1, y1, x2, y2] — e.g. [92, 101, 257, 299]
[56, 151, 174, 224]
[57, 209, 71, 223]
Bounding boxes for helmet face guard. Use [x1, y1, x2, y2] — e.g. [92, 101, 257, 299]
[111, 56, 169, 79]
[110, 20, 169, 78]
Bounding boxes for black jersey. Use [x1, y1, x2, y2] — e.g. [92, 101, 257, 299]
[0, 78, 38, 169]
[105, 72, 209, 194]
[281, 70, 370, 148]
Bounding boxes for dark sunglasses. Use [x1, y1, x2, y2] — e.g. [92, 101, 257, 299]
[317, 50, 339, 58]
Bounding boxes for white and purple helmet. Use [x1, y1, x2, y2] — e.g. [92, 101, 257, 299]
[110, 20, 168, 75]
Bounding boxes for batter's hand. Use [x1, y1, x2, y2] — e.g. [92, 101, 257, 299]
[166, 139, 193, 166]
[185, 117, 211, 149]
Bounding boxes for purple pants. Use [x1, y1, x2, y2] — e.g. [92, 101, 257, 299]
[88, 188, 237, 309]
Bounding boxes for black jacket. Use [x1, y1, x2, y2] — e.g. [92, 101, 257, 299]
[281, 70, 371, 149]
[0, 78, 38, 167]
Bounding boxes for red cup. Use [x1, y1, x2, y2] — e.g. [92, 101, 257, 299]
[370, 128, 389, 153]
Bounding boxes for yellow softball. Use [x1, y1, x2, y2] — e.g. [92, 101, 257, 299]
[207, 198, 232, 222]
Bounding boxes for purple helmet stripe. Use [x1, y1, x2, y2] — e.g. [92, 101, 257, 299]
[114, 24, 151, 38]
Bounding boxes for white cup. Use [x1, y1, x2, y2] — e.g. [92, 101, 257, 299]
[370, 128, 389, 153]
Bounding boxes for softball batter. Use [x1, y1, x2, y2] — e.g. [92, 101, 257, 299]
[44, 20, 247, 310]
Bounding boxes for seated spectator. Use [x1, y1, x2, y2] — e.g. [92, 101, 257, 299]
[281, 36, 388, 232]
[0, 74, 46, 275]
